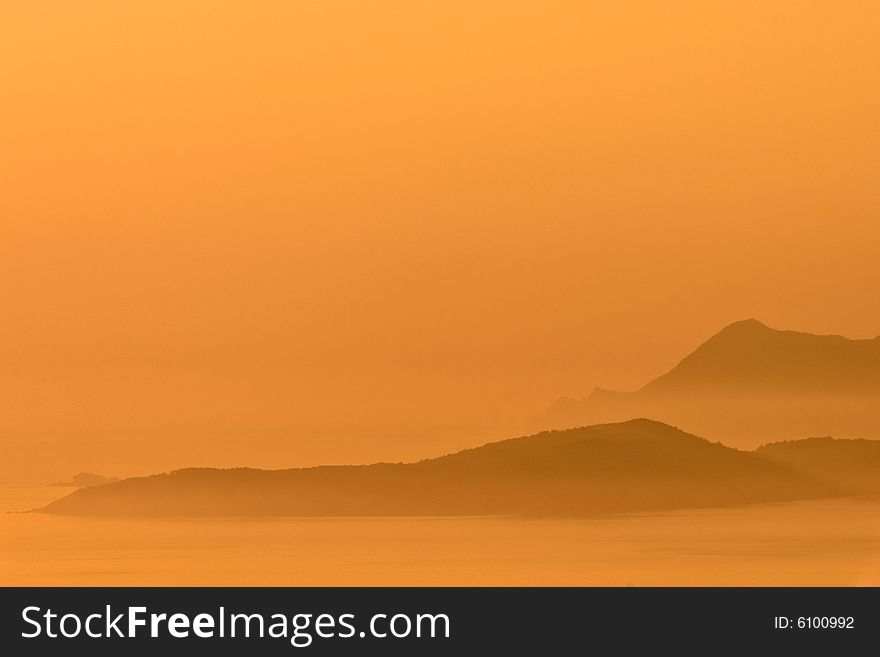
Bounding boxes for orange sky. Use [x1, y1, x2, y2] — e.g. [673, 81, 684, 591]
[1, 1, 879, 482]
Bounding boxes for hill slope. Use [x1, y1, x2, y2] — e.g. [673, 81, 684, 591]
[39, 420, 832, 517]
[755, 437, 880, 495]
[642, 319, 880, 395]
[537, 320, 880, 447]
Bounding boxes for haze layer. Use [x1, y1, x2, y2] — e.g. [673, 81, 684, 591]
[2, 2, 880, 482]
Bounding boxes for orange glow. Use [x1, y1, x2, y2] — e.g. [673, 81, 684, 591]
[1, 1, 879, 488]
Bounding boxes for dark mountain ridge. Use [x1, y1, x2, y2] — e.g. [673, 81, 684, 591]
[39, 419, 848, 517]
[537, 320, 880, 447]
[755, 437, 880, 495]
[642, 319, 880, 395]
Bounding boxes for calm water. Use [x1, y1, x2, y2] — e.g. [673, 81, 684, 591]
[2, 486, 879, 586]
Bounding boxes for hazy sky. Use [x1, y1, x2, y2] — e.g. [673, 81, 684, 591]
[1, 1, 879, 481]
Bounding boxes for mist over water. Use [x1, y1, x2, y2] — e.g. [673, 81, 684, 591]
[3, 487, 879, 586]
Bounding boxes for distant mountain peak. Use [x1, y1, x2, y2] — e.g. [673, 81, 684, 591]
[643, 318, 880, 394]
[50, 472, 118, 488]
[725, 317, 769, 329]
[535, 319, 880, 447]
[715, 318, 773, 335]
[688, 318, 778, 352]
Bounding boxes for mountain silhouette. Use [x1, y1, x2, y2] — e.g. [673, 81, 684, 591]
[755, 437, 880, 495]
[49, 472, 118, 488]
[537, 320, 880, 447]
[643, 319, 880, 394]
[38, 419, 836, 517]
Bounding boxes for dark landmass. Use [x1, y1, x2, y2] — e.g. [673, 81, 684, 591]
[39, 419, 848, 517]
[536, 319, 880, 447]
[755, 437, 880, 495]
